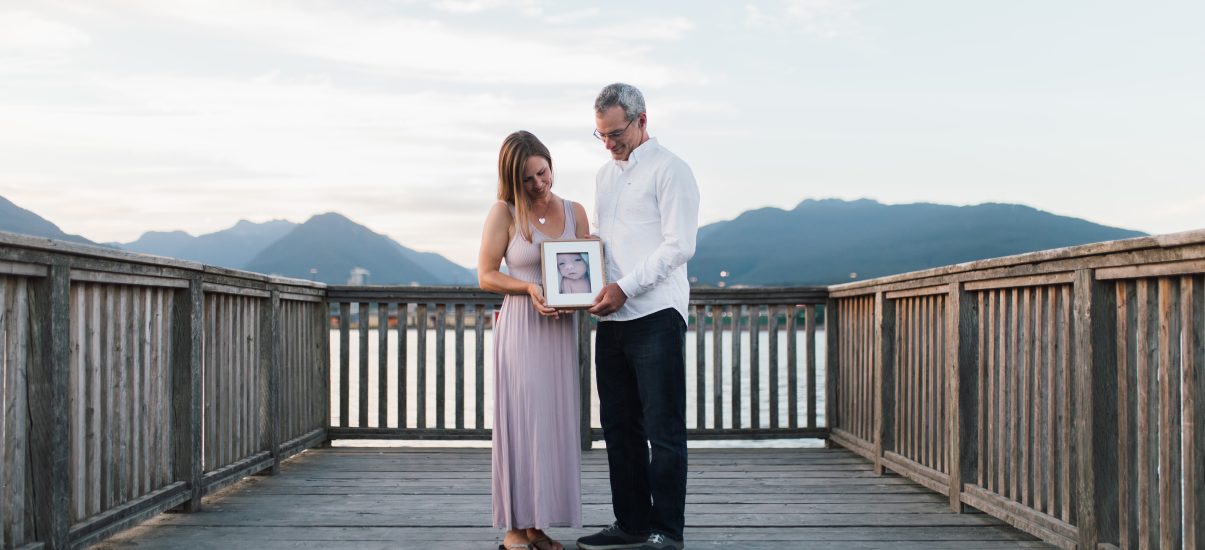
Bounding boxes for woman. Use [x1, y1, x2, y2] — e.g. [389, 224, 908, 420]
[478, 131, 589, 550]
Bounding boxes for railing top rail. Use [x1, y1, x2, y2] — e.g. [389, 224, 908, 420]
[827, 227, 1205, 295]
[0, 230, 326, 290]
[327, 285, 503, 303]
[689, 286, 827, 304]
[327, 285, 829, 305]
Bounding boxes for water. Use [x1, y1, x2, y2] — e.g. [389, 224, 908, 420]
[328, 327, 827, 448]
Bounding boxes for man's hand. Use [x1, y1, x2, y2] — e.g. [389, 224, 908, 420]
[588, 283, 628, 317]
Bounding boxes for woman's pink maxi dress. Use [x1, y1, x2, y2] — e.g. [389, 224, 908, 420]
[491, 200, 583, 529]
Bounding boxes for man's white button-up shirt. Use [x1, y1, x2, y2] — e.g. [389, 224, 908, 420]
[594, 137, 700, 323]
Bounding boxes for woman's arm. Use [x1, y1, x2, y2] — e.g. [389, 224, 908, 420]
[478, 201, 557, 315]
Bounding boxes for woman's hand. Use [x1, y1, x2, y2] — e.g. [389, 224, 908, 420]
[527, 283, 560, 318]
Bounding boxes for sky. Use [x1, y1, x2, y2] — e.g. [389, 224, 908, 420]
[1, 0, 1203, 268]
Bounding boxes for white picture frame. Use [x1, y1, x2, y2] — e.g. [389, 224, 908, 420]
[539, 239, 606, 308]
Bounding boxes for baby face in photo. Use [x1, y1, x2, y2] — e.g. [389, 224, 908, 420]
[557, 253, 588, 280]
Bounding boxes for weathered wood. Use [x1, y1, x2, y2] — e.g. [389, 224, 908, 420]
[711, 304, 723, 429]
[963, 273, 1075, 292]
[750, 305, 761, 430]
[93, 447, 1054, 550]
[787, 305, 797, 429]
[397, 303, 409, 429]
[71, 270, 189, 289]
[806, 305, 817, 429]
[732, 305, 743, 429]
[578, 312, 591, 452]
[338, 302, 349, 428]
[378, 303, 388, 428]
[357, 301, 368, 428]
[475, 305, 485, 431]
[200, 282, 270, 298]
[1073, 269, 1118, 549]
[1057, 285, 1071, 524]
[435, 304, 447, 429]
[2, 277, 23, 546]
[1019, 287, 1030, 506]
[1096, 258, 1205, 280]
[950, 283, 976, 513]
[1115, 281, 1136, 548]
[1184, 275, 1204, 550]
[825, 300, 839, 442]
[1157, 277, 1182, 548]
[977, 291, 986, 489]
[829, 229, 1205, 295]
[0, 261, 46, 278]
[873, 292, 894, 476]
[415, 303, 427, 429]
[769, 305, 780, 429]
[884, 284, 948, 300]
[266, 291, 281, 475]
[29, 265, 70, 548]
[172, 281, 203, 512]
[694, 304, 706, 429]
[454, 304, 465, 430]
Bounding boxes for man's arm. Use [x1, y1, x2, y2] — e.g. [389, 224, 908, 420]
[615, 160, 700, 299]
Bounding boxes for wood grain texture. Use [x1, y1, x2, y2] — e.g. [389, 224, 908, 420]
[93, 447, 1054, 550]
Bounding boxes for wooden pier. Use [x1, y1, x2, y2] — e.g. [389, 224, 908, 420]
[92, 446, 1050, 550]
[0, 228, 1202, 550]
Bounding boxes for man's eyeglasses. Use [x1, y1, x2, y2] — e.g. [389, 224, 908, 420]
[593, 118, 634, 141]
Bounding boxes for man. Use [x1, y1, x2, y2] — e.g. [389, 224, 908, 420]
[577, 83, 699, 550]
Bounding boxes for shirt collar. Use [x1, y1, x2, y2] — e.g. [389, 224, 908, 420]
[614, 137, 658, 169]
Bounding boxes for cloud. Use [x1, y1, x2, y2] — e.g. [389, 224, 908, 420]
[117, 0, 699, 87]
[434, 0, 543, 16]
[745, 0, 863, 38]
[0, 10, 90, 49]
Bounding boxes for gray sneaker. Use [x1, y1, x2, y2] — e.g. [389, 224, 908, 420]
[637, 533, 684, 550]
[576, 522, 648, 550]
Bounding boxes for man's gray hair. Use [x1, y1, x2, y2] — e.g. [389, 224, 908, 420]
[594, 82, 646, 122]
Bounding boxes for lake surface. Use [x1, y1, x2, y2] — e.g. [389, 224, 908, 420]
[328, 327, 827, 448]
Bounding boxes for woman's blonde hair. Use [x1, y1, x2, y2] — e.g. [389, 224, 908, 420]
[497, 130, 553, 242]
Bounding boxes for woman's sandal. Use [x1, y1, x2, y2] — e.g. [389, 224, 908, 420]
[527, 536, 563, 550]
[498, 544, 530, 550]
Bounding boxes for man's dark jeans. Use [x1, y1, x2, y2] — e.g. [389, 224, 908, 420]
[595, 307, 688, 541]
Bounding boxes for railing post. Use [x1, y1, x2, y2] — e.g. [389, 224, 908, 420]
[319, 298, 332, 446]
[171, 279, 204, 512]
[948, 282, 978, 512]
[29, 263, 70, 548]
[265, 290, 282, 474]
[825, 298, 839, 447]
[873, 291, 894, 474]
[579, 313, 592, 451]
[1073, 269, 1118, 548]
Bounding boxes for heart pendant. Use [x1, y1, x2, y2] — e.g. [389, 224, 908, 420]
[538, 217, 547, 224]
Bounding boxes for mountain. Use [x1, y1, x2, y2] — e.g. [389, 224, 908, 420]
[690, 199, 1146, 286]
[0, 195, 95, 245]
[244, 212, 475, 285]
[120, 219, 297, 267]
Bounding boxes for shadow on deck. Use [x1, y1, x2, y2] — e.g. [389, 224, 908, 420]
[93, 447, 1051, 550]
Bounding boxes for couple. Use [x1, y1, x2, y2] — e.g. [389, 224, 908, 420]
[477, 83, 700, 550]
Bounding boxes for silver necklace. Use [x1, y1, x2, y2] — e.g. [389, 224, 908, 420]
[533, 198, 553, 225]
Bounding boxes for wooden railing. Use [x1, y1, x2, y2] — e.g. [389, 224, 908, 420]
[324, 286, 828, 448]
[826, 229, 1205, 549]
[0, 232, 328, 550]
[10, 225, 1203, 550]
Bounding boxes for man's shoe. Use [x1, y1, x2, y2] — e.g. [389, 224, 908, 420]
[637, 533, 684, 550]
[576, 522, 648, 550]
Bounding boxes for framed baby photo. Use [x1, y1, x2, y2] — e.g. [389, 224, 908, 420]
[539, 239, 606, 308]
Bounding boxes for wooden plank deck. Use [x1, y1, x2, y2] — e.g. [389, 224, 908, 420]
[92, 447, 1052, 549]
